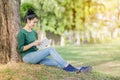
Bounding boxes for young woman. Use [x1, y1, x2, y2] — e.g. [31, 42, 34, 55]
[17, 9, 92, 73]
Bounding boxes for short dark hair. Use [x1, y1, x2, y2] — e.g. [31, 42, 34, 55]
[24, 9, 38, 23]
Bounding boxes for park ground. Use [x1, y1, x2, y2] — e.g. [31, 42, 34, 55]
[0, 38, 120, 80]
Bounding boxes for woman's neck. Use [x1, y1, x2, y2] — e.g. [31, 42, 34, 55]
[24, 24, 32, 32]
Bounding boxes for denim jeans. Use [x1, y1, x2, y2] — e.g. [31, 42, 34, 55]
[23, 47, 68, 68]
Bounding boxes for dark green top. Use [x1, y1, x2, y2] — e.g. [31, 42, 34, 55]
[17, 29, 38, 57]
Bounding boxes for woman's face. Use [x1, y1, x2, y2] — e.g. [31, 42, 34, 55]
[27, 18, 38, 28]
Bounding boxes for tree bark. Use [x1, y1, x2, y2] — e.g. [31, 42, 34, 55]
[0, 0, 21, 64]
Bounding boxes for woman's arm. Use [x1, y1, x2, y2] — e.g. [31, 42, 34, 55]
[23, 40, 40, 51]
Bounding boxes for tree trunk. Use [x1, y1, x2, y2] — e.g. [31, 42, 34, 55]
[0, 0, 21, 64]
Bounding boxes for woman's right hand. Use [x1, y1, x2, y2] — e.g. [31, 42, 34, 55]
[31, 40, 40, 46]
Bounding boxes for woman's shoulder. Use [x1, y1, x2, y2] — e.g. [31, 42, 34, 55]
[18, 28, 25, 33]
[17, 29, 26, 38]
[18, 29, 28, 36]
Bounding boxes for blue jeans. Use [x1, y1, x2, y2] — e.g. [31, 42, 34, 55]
[23, 47, 68, 68]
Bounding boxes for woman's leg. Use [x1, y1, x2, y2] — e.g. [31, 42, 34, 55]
[23, 47, 92, 73]
[38, 58, 63, 68]
[23, 47, 68, 68]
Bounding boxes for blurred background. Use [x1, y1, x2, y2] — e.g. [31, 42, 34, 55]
[20, 0, 120, 46]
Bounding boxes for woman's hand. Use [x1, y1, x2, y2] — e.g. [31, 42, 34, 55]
[31, 40, 40, 46]
[23, 40, 40, 51]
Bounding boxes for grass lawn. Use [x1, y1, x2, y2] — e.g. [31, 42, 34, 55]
[0, 41, 120, 80]
[56, 42, 120, 76]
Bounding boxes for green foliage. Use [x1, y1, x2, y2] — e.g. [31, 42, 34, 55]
[36, 0, 74, 34]
[20, 0, 120, 36]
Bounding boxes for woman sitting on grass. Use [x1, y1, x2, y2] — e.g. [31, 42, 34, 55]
[17, 9, 92, 73]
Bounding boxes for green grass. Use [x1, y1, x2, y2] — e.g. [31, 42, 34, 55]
[0, 41, 120, 80]
[56, 42, 120, 77]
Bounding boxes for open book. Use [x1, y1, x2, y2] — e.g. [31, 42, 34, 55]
[37, 38, 51, 50]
